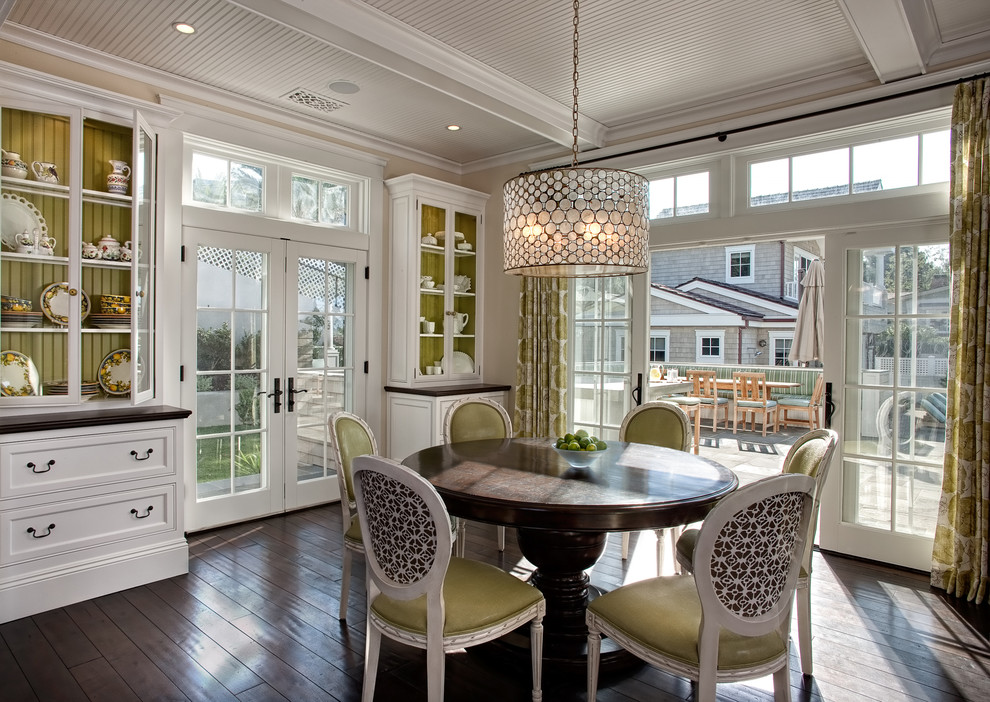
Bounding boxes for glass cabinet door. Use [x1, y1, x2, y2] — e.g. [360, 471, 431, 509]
[1, 105, 74, 402]
[417, 201, 479, 379]
[132, 111, 156, 402]
[1, 102, 152, 406]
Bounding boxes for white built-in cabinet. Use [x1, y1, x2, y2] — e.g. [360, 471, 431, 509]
[0, 68, 188, 623]
[384, 174, 509, 458]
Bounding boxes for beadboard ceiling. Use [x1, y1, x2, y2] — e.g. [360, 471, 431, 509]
[2, 0, 989, 172]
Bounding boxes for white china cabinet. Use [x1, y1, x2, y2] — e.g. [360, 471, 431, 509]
[1, 87, 159, 407]
[384, 174, 508, 458]
[0, 69, 189, 623]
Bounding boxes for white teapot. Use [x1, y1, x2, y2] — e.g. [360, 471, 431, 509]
[120, 240, 133, 262]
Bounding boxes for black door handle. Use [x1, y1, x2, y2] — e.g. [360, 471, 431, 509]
[632, 372, 643, 406]
[287, 377, 308, 412]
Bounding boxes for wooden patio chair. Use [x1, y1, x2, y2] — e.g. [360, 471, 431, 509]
[778, 374, 825, 430]
[731, 371, 779, 436]
[687, 369, 729, 431]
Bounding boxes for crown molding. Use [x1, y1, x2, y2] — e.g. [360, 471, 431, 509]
[1, 23, 467, 174]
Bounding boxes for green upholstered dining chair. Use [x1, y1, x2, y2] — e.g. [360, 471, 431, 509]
[588, 472, 816, 702]
[327, 410, 378, 622]
[617, 401, 692, 575]
[675, 428, 838, 676]
[442, 397, 512, 555]
[352, 455, 546, 702]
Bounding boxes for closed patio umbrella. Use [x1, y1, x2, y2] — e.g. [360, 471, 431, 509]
[789, 258, 825, 364]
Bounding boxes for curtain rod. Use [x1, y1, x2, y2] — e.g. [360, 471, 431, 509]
[572, 70, 990, 167]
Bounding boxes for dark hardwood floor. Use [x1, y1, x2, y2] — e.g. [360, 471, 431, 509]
[3, 504, 989, 701]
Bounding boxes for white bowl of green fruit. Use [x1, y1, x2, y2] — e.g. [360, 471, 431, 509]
[553, 430, 608, 467]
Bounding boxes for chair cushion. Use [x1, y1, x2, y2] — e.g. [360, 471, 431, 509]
[668, 396, 701, 405]
[736, 400, 777, 408]
[700, 397, 729, 405]
[344, 514, 363, 546]
[589, 575, 787, 670]
[371, 557, 543, 636]
[777, 396, 812, 407]
[675, 527, 699, 564]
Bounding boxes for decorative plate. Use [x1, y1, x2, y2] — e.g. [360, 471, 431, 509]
[98, 348, 131, 395]
[441, 351, 474, 374]
[1, 192, 48, 251]
[40, 282, 90, 326]
[0, 350, 40, 396]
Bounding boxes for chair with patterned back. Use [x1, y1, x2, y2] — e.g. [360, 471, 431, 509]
[587, 472, 816, 702]
[327, 411, 378, 622]
[442, 397, 511, 555]
[617, 401, 692, 574]
[688, 369, 729, 432]
[352, 455, 546, 702]
[675, 428, 838, 676]
[732, 371, 779, 436]
[778, 374, 825, 431]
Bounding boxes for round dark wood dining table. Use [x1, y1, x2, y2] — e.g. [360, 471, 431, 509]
[401, 436, 738, 671]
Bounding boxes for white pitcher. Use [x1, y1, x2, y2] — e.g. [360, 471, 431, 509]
[107, 160, 131, 194]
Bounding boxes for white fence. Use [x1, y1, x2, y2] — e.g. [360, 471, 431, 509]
[874, 356, 949, 378]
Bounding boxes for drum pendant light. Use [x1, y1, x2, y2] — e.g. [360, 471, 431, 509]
[503, 0, 649, 278]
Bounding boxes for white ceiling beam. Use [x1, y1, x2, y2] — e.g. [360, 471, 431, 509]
[836, 0, 929, 82]
[229, 0, 606, 149]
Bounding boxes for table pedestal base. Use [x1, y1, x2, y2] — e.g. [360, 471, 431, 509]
[507, 527, 640, 672]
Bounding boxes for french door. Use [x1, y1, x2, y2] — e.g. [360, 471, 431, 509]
[819, 223, 949, 571]
[182, 227, 366, 532]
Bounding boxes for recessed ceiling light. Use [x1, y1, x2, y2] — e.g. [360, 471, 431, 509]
[328, 80, 360, 95]
[173, 22, 196, 34]
[446, 124, 461, 131]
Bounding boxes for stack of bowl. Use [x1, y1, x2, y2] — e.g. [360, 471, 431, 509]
[1, 295, 43, 328]
[89, 294, 131, 329]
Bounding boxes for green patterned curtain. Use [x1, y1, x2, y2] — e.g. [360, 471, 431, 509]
[931, 78, 990, 604]
[513, 277, 569, 437]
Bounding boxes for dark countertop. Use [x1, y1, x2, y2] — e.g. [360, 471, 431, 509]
[0, 405, 192, 435]
[384, 383, 511, 397]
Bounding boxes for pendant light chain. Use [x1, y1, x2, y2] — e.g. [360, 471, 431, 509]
[571, 0, 580, 168]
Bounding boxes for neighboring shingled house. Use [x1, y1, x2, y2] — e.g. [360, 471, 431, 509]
[649, 240, 821, 366]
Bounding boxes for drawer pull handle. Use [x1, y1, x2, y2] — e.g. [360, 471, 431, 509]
[130, 448, 154, 461]
[131, 506, 154, 519]
[27, 524, 56, 538]
[27, 460, 56, 473]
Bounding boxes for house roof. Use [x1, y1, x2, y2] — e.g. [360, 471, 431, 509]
[651, 279, 799, 327]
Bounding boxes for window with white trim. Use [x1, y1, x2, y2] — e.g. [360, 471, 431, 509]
[748, 128, 950, 208]
[649, 171, 710, 219]
[769, 333, 794, 366]
[725, 245, 755, 284]
[191, 152, 264, 212]
[696, 331, 724, 363]
[650, 331, 669, 362]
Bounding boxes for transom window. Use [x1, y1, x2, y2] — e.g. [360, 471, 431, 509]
[749, 129, 949, 208]
[649, 171, 710, 219]
[291, 174, 348, 226]
[191, 152, 264, 212]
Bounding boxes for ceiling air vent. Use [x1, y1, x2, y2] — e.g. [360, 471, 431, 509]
[283, 88, 348, 113]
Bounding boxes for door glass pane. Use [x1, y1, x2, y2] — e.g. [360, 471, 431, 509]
[195, 245, 270, 500]
[841, 244, 948, 537]
[293, 256, 353, 484]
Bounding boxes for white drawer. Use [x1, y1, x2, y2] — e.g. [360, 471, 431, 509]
[2, 483, 176, 565]
[1, 427, 174, 499]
